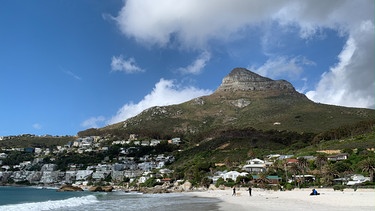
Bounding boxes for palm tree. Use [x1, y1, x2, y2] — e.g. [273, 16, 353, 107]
[289, 163, 301, 188]
[298, 157, 308, 184]
[315, 154, 328, 175]
[256, 172, 269, 189]
[333, 161, 353, 184]
[267, 160, 284, 174]
[322, 164, 338, 186]
[358, 157, 375, 182]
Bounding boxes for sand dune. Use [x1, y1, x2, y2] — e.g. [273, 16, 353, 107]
[186, 188, 375, 211]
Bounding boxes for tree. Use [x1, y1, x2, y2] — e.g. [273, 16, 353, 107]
[297, 157, 308, 184]
[322, 164, 338, 186]
[247, 149, 255, 158]
[333, 162, 352, 180]
[289, 163, 301, 188]
[358, 157, 375, 182]
[315, 154, 327, 176]
[255, 172, 269, 189]
[236, 174, 253, 185]
[267, 160, 284, 175]
[200, 177, 212, 188]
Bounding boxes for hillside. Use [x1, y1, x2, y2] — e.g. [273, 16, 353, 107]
[82, 68, 374, 142]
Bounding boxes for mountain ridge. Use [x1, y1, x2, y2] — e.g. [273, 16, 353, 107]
[215, 67, 295, 93]
[83, 68, 374, 140]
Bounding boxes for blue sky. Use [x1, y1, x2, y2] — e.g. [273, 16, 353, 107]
[0, 0, 374, 136]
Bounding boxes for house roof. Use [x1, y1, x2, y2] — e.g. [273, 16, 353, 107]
[252, 175, 281, 180]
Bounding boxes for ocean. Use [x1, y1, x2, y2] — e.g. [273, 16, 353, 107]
[0, 186, 221, 211]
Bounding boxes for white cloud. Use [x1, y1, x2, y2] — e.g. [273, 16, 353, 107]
[251, 56, 315, 80]
[81, 116, 106, 129]
[32, 123, 42, 130]
[177, 51, 211, 75]
[306, 21, 375, 108]
[108, 79, 213, 124]
[114, 0, 374, 109]
[115, 0, 286, 48]
[111, 55, 144, 73]
[65, 71, 81, 80]
[61, 67, 82, 80]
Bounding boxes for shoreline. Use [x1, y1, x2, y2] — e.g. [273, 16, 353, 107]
[184, 188, 375, 211]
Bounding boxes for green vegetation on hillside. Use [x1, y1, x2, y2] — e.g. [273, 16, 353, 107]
[0, 135, 75, 148]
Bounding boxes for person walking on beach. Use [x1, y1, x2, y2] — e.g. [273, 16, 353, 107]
[248, 186, 252, 196]
[232, 186, 236, 196]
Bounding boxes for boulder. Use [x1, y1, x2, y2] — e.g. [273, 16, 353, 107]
[180, 181, 192, 191]
[88, 186, 102, 192]
[89, 186, 113, 192]
[57, 185, 83, 192]
[208, 184, 218, 190]
[102, 186, 114, 192]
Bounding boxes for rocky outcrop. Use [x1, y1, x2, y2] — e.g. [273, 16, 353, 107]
[140, 187, 170, 194]
[57, 185, 83, 192]
[230, 98, 251, 108]
[180, 180, 192, 191]
[216, 68, 295, 92]
[88, 186, 114, 192]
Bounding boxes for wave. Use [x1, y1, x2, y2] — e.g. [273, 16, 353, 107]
[0, 195, 98, 211]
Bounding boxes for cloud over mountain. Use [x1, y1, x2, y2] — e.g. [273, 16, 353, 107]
[115, 0, 374, 109]
[107, 79, 212, 124]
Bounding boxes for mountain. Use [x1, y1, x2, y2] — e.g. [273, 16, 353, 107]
[81, 68, 374, 141]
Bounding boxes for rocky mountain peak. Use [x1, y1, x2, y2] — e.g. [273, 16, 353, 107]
[215, 67, 295, 92]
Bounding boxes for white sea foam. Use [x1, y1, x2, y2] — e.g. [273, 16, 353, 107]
[0, 195, 98, 211]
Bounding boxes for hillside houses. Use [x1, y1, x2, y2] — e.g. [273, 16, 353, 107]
[0, 134, 178, 186]
[0, 131, 373, 189]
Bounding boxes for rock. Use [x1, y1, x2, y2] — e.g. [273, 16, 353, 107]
[216, 68, 295, 92]
[180, 181, 192, 191]
[140, 187, 170, 194]
[88, 186, 102, 192]
[208, 184, 218, 190]
[102, 186, 114, 192]
[89, 186, 113, 192]
[231, 98, 251, 108]
[57, 185, 83, 192]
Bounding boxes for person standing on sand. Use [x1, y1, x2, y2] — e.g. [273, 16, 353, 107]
[232, 186, 236, 196]
[248, 186, 252, 196]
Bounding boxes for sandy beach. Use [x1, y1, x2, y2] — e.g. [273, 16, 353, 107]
[186, 188, 375, 211]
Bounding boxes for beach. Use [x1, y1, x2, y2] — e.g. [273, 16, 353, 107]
[186, 188, 375, 211]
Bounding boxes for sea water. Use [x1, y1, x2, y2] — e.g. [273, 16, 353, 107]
[0, 186, 220, 211]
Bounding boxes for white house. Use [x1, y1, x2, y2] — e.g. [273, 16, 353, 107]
[242, 158, 267, 174]
[221, 171, 248, 181]
[75, 170, 93, 180]
[92, 170, 111, 180]
[327, 153, 349, 161]
[347, 174, 370, 186]
[0, 153, 7, 159]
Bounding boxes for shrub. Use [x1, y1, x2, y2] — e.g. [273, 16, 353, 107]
[285, 183, 294, 190]
[215, 177, 225, 188]
[333, 185, 345, 191]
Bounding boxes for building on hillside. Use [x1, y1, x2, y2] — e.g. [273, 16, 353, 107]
[75, 170, 93, 181]
[0, 153, 7, 159]
[222, 171, 249, 181]
[290, 175, 316, 183]
[242, 158, 268, 174]
[298, 155, 316, 161]
[285, 158, 299, 165]
[347, 174, 370, 186]
[252, 175, 282, 185]
[278, 155, 294, 160]
[327, 153, 349, 161]
[168, 138, 181, 145]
